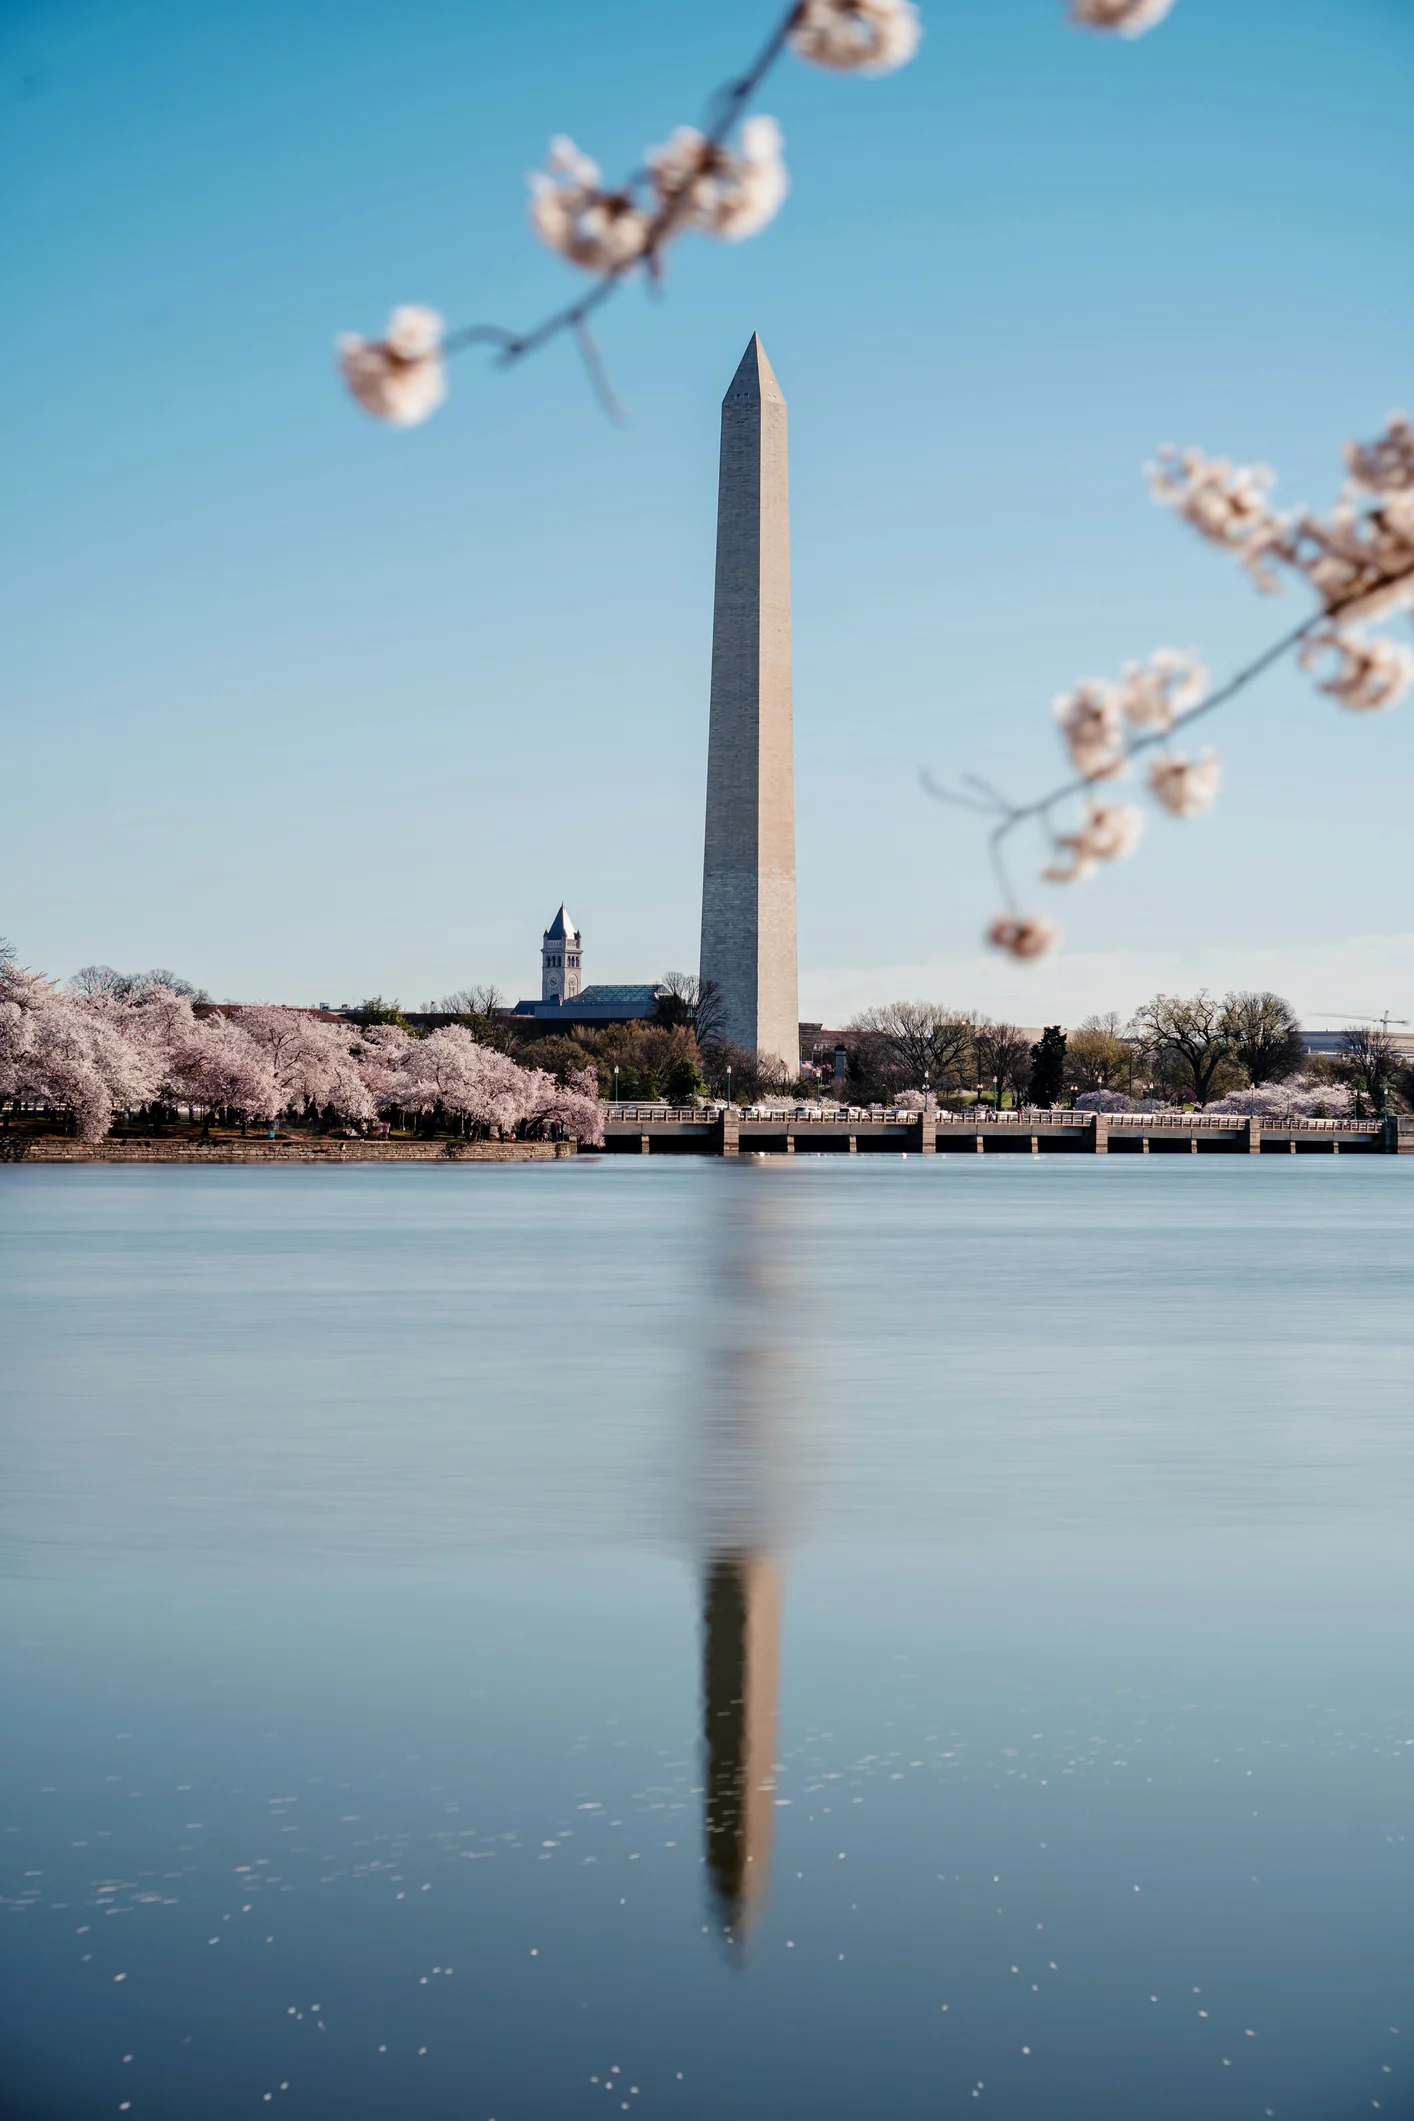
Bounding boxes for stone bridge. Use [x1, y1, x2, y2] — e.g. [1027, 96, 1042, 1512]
[602, 1107, 1413, 1157]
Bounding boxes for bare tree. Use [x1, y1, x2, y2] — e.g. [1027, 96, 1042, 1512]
[70, 963, 210, 1001]
[1220, 991, 1306, 1087]
[654, 972, 726, 1050]
[1130, 991, 1234, 1107]
[435, 984, 506, 1017]
[973, 1020, 1030, 1107]
[1339, 1026, 1403, 1114]
[847, 1003, 975, 1092]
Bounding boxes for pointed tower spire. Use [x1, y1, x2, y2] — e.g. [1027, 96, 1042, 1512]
[699, 334, 799, 1079]
[541, 904, 582, 1003]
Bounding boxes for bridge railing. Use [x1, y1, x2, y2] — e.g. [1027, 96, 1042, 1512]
[600, 1102, 1397, 1134]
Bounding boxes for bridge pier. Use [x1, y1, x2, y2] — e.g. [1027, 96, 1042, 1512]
[1091, 1117, 1109, 1154]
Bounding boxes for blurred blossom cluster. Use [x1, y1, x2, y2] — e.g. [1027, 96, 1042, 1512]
[985, 917, 1060, 962]
[986, 414, 1414, 960]
[788, 0, 922, 74]
[0, 962, 603, 1146]
[528, 137, 656, 275]
[1069, 0, 1176, 33]
[1043, 801, 1144, 883]
[338, 306, 446, 428]
[336, 0, 1178, 427]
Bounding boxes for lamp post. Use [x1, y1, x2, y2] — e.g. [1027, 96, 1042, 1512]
[613, 1066, 619, 1108]
[726, 1066, 733, 1108]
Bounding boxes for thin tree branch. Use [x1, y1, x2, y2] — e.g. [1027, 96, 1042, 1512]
[925, 609, 1332, 913]
[573, 319, 627, 423]
[432, 2, 808, 415]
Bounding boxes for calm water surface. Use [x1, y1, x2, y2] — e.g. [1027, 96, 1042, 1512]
[3, 1159, 1414, 2120]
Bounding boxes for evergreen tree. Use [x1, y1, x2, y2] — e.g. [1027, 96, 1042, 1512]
[1027, 1025, 1067, 1108]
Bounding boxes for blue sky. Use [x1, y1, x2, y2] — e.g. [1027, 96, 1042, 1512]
[3, 0, 1412, 1022]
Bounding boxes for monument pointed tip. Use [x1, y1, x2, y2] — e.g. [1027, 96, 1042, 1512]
[723, 332, 784, 407]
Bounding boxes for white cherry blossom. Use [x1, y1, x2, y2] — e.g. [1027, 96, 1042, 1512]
[1068, 0, 1177, 35]
[1114, 647, 1208, 731]
[527, 136, 653, 274]
[1053, 680, 1126, 779]
[338, 306, 447, 427]
[789, 0, 922, 76]
[648, 115, 788, 242]
[1280, 491, 1414, 625]
[1344, 412, 1414, 496]
[1299, 627, 1414, 713]
[1147, 446, 1286, 589]
[1148, 750, 1221, 818]
[1044, 802, 1144, 883]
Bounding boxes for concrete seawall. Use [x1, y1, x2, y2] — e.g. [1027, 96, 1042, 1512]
[3, 1139, 578, 1165]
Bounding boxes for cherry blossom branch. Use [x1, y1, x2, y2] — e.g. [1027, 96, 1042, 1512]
[336, 0, 1173, 427]
[925, 612, 1321, 914]
[437, 4, 802, 411]
[926, 414, 1414, 960]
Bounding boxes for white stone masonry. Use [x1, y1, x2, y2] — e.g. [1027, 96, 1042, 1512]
[699, 335, 800, 1079]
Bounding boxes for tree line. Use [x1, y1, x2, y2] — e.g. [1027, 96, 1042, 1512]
[838, 992, 1410, 1114]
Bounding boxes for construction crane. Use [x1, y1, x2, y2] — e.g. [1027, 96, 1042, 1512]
[1310, 1011, 1410, 1034]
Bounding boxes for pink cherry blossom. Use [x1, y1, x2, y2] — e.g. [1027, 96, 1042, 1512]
[985, 915, 1060, 961]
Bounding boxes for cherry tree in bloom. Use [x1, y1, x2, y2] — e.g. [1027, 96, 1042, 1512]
[351, 1023, 419, 1109]
[0, 962, 162, 1139]
[400, 1027, 533, 1136]
[338, 306, 447, 428]
[224, 1006, 377, 1123]
[788, 0, 922, 77]
[168, 1014, 279, 1122]
[0, 969, 608, 1143]
[1068, 0, 1177, 35]
[519, 1064, 605, 1147]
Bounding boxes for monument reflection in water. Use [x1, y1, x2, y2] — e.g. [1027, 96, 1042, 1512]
[692, 1170, 812, 1950]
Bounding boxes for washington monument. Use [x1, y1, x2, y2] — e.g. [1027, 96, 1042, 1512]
[699, 334, 800, 1080]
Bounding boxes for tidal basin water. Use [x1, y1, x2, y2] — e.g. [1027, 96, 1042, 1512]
[3, 1161, 1414, 2121]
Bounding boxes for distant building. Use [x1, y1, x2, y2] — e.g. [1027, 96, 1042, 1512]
[1300, 1027, 1414, 1058]
[511, 904, 664, 1028]
[540, 904, 582, 1004]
